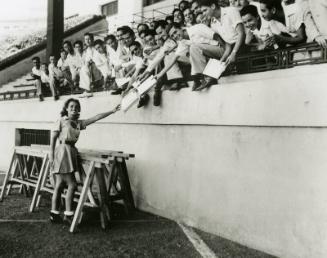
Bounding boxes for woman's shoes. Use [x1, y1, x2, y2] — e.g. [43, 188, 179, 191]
[63, 215, 74, 226]
[49, 212, 63, 224]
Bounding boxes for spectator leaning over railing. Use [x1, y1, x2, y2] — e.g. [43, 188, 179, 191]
[152, 23, 191, 88]
[138, 20, 187, 105]
[259, 0, 305, 48]
[31, 56, 44, 101]
[241, 5, 273, 50]
[123, 41, 151, 108]
[189, 0, 245, 90]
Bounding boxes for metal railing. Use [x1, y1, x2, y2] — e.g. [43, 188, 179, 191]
[232, 42, 327, 75]
[1, 43, 326, 102]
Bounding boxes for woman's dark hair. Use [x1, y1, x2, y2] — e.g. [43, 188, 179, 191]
[60, 98, 81, 117]
[172, 8, 185, 25]
[73, 40, 83, 48]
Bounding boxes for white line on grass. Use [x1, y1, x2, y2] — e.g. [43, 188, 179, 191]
[0, 219, 48, 223]
[178, 222, 217, 258]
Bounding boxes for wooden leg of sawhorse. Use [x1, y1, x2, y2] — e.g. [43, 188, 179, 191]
[117, 159, 135, 215]
[95, 166, 110, 229]
[35, 159, 51, 208]
[0, 152, 16, 201]
[70, 161, 95, 233]
[29, 154, 48, 212]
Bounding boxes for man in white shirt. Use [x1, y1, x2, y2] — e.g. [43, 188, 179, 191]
[79, 33, 103, 98]
[31, 56, 44, 101]
[68, 40, 84, 89]
[190, 0, 245, 89]
[306, 0, 327, 38]
[94, 39, 112, 88]
[138, 20, 186, 101]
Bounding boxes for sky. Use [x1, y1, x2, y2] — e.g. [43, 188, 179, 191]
[0, 0, 108, 21]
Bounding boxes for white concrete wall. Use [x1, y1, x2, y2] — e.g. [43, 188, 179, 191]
[1, 64, 327, 258]
[0, 18, 108, 86]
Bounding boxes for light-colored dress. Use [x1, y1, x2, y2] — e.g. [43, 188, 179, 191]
[52, 117, 86, 174]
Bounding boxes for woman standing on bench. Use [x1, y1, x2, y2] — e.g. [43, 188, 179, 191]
[49, 98, 120, 224]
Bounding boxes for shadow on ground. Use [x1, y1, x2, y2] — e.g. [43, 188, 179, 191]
[0, 191, 278, 258]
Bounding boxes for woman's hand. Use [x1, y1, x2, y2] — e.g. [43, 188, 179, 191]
[113, 104, 121, 113]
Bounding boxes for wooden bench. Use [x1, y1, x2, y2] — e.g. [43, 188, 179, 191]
[0, 145, 135, 233]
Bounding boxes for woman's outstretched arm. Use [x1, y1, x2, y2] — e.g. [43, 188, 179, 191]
[83, 104, 120, 127]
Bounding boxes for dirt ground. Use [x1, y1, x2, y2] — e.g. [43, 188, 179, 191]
[0, 188, 277, 258]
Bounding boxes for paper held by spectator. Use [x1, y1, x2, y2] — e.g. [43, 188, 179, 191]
[115, 77, 130, 88]
[121, 75, 157, 112]
[203, 59, 227, 80]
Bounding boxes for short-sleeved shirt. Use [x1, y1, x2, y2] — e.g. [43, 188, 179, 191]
[282, 2, 305, 35]
[146, 38, 177, 72]
[186, 24, 219, 45]
[32, 67, 41, 77]
[210, 6, 243, 44]
[260, 19, 289, 37]
[53, 117, 86, 143]
[69, 53, 83, 71]
[57, 58, 70, 71]
[307, 0, 327, 36]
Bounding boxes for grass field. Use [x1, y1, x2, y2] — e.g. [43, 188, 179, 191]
[0, 188, 277, 258]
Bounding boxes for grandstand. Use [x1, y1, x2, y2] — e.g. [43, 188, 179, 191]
[1, 1, 327, 258]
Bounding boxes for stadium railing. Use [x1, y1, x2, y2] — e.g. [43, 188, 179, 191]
[0, 42, 326, 101]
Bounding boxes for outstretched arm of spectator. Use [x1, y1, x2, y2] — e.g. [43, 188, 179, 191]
[220, 43, 233, 63]
[154, 55, 179, 81]
[225, 23, 246, 66]
[267, 25, 306, 46]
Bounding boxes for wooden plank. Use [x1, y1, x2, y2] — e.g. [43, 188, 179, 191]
[29, 154, 48, 212]
[0, 151, 16, 201]
[70, 161, 95, 233]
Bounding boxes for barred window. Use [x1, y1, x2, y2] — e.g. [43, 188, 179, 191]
[17, 129, 50, 146]
[101, 1, 118, 17]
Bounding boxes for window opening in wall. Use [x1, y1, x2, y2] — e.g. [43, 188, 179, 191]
[17, 129, 50, 146]
[101, 1, 118, 17]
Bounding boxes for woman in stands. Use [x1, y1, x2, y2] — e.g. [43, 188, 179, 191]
[49, 98, 120, 225]
[172, 8, 185, 27]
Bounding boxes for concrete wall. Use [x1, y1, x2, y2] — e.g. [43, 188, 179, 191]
[1, 64, 327, 258]
[0, 18, 108, 86]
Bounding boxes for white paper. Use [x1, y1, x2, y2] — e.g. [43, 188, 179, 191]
[203, 59, 226, 80]
[121, 76, 157, 112]
[115, 77, 130, 88]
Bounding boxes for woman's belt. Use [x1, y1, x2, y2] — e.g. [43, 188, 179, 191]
[59, 140, 76, 147]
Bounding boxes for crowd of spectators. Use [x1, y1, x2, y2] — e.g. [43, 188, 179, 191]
[31, 0, 327, 107]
